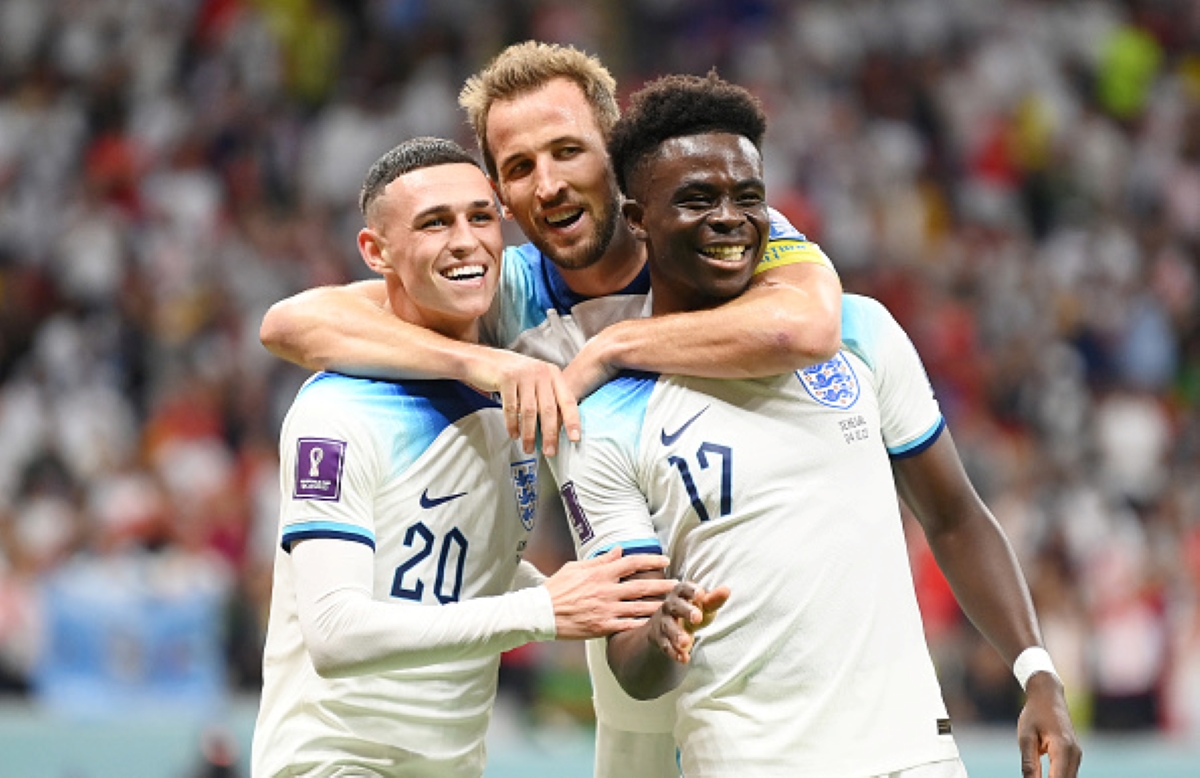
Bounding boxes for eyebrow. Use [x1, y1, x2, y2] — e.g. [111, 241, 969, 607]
[411, 199, 497, 221]
[673, 175, 766, 191]
[497, 135, 579, 170]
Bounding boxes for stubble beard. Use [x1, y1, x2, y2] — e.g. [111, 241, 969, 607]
[533, 183, 621, 272]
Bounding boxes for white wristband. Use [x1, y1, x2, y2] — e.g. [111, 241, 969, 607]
[1013, 646, 1060, 691]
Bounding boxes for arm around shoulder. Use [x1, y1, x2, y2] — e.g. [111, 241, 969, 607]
[259, 280, 403, 375]
[261, 280, 581, 454]
[567, 260, 841, 397]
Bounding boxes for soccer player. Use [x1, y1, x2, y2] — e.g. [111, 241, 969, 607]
[250, 137, 678, 778]
[258, 41, 843, 778]
[553, 73, 1083, 777]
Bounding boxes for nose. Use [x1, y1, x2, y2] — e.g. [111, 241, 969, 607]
[709, 197, 744, 231]
[447, 215, 478, 255]
[532, 159, 566, 203]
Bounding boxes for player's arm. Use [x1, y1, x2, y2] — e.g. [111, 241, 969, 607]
[550, 386, 728, 699]
[291, 539, 677, 678]
[606, 578, 730, 700]
[566, 252, 841, 399]
[259, 281, 579, 454]
[892, 432, 1082, 778]
[511, 559, 547, 589]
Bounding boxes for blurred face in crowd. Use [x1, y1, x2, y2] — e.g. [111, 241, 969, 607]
[484, 77, 621, 271]
[357, 163, 503, 342]
[623, 132, 768, 315]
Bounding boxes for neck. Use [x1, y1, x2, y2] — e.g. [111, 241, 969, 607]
[555, 225, 645, 298]
[385, 279, 480, 344]
[648, 268, 724, 318]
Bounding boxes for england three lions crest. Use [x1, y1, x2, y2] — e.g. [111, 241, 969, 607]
[510, 458, 538, 530]
[798, 353, 861, 409]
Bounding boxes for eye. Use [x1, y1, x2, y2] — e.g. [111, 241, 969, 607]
[470, 210, 496, 224]
[502, 159, 532, 181]
[737, 192, 765, 207]
[677, 193, 715, 210]
[420, 216, 448, 229]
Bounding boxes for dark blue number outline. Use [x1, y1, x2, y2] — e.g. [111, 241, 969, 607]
[392, 522, 469, 603]
[668, 441, 733, 522]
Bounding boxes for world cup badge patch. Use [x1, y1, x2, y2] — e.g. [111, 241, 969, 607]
[798, 353, 861, 409]
[510, 459, 538, 530]
[295, 438, 347, 500]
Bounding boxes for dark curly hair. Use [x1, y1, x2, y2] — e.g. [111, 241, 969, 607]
[609, 70, 767, 197]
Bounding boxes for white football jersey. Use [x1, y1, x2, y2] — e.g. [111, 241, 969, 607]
[552, 295, 961, 776]
[479, 215, 838, 775]
[253, 374, 540, 777]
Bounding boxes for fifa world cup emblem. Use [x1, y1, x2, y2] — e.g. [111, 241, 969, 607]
[309, 447, 324, 477]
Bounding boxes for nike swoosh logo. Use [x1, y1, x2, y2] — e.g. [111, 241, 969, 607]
[660, 406, 710, 446]
[419, 489, 467, 509]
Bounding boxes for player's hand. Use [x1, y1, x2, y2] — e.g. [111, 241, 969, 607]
[464, 349, 581, 456]
[1016, 672, 1082, 778]
[649, 581, 730, 665]
[563, 335, 619, 402]
[544, 547, 678, 640]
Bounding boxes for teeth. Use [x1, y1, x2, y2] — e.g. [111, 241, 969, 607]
[443, 264, 485, 280]
[546, 209, 582, 225]
[701, 246, 747, 259]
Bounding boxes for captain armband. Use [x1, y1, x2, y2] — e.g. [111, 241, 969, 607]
[753, 240, 837, 276]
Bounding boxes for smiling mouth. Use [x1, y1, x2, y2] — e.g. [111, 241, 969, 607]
[442, 264, 487, 281]
[700, 245, 749, 260]
[545, 207, 584, 229]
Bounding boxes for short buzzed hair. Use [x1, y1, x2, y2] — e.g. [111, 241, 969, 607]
[359, 137, 480, 220]
[459, 41, 619, 179]
[609, 71, 767, 197]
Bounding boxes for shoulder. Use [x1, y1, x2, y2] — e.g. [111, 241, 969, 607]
[495, 243, 554, 325]
[840, 295, 911, 370]
[290, 375, 503, 473]
[766, 206, 807, 242]
[580, 371, 660, 442]
[841, 294, 895, 331]
[297, 373, 497, 420]
[503, 242, 545, 276]
[761, 209, 836, 275]
[584, 371, 659, 410]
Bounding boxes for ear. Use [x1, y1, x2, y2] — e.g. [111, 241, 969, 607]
[357, 227, 390, 275]
[622, 198, 648, 242]
[487, 178, 513, 220]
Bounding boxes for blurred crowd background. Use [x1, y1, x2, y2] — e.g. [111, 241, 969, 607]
[0, 0, 1198, 754]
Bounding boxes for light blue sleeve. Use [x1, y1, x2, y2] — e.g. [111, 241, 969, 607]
[840, 295, 945, 457]
[480, 244, 550, 348]
[280, 375, 385, 551]
[551, 373, 663, 559]
[767, 206, 807, 241]
[283, 376, 497, 550]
